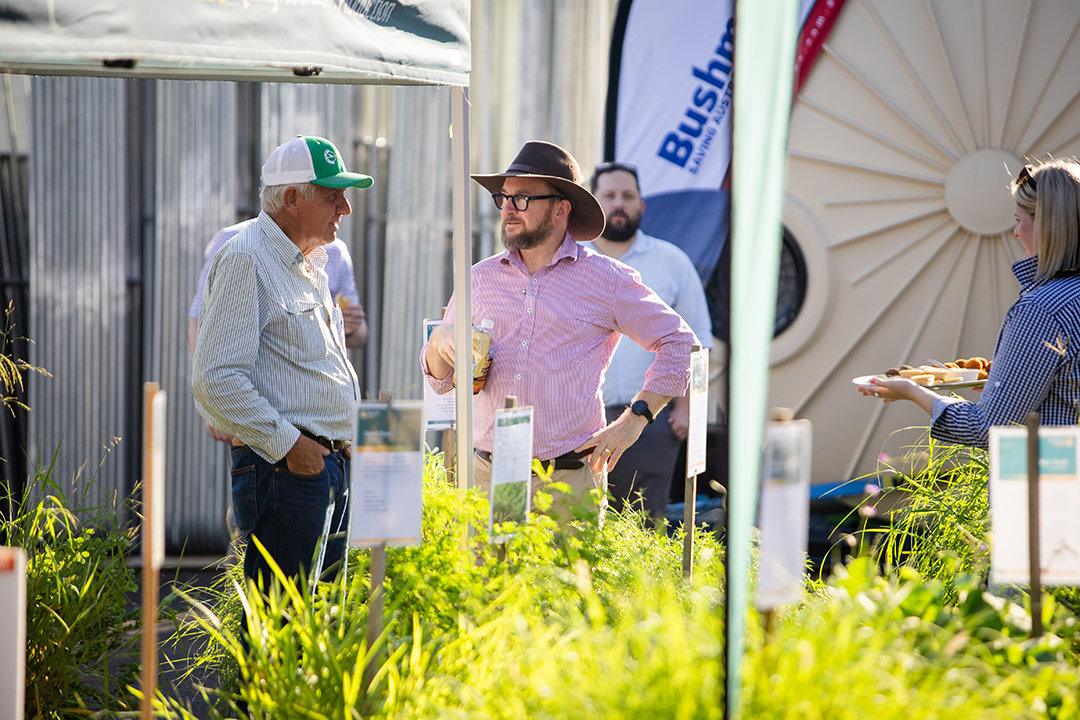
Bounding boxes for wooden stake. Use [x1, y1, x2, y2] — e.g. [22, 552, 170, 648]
[444, 427, 456, 486]
[364, 542, 387, 693]
[682, 473, 696, 580]
[1026, 412, 1042, 638]
[140, 383, 165, 720]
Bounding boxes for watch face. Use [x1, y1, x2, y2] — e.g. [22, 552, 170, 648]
[631, 400, 653, 423]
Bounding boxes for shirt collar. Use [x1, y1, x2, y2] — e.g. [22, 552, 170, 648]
[552, 231, 580, 263]
[616, 230, 649, 259]
[499, 232, 580, 271]
[257, 211, 305, 269]
[1012, 255, 1038, 288]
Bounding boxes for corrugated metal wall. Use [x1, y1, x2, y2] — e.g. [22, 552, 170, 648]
[0, 75, 31, 513]
[151, 81, 240, 551]
[16, 0, 618, 553]
[29, 77, 133, 518]
[379, 85, 455, 400]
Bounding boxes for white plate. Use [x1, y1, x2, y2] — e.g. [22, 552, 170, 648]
[852, 374, 986, 390]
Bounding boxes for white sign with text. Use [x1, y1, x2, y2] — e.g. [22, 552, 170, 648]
[423, 319, 457, 431]
[351, 402, 424, 547]
[989, 426, 1080, 586]
[489, 405, 534, 532]
[686, 347, 710, 478]
[756, 419, 812, 610]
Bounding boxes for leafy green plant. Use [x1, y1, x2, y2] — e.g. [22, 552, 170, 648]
[0, 298, 50, 417]
[3, 449, 141, 718]
[379, 562, 725, 720]
[865, 427, 1080, 662]
[160, 449, 726, 717]
[161, 446, 1079, 719]
[849, 429, 991, 598]
[743, 557, 1080, 720]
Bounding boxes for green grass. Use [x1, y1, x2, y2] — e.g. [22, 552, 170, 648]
[154, 442, 1080, 719]
[4, 449, 141, 719]
[743, 557, 1079, 719]
[862, 431, 992, 598]
[5, 427, 1076, 718]
[5, 404, 1073, 719]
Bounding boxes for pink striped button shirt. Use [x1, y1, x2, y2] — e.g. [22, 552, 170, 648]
[422, 233, 696, 460]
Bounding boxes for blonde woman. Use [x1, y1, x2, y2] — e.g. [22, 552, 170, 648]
[857, 158, 1080, 448]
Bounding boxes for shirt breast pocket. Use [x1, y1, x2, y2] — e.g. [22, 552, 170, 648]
[282, 299, 331, 363]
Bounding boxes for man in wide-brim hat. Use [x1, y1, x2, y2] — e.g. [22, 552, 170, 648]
[422, 140, 698, 522]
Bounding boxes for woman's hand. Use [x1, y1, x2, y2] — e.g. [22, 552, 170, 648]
[855, 376, 940, 416]
[856, 376, 912, 402]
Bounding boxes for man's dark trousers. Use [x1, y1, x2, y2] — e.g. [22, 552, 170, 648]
[604, 404, 680, 523]
[230, 444, 351, 591]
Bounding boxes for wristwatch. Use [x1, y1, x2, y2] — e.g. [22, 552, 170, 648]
[629, 400, 654, 424]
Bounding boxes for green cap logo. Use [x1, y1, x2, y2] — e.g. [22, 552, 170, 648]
[304, 136, 373, 189]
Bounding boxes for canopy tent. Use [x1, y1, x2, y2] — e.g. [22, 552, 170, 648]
[0, 0, 481, 486]
[0, 0, 468, 85]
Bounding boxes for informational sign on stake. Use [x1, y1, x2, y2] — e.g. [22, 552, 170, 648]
[682, 345, 709, 579]
[989, 424, 1080, 588]
[422, 319, 457, 432]
[686, 346, 710, 478]
[351, 400, 424, 547]
[756, 414, 812, 611]
[0, 545, 26, 720]
[353, 398, 423, 693]
[489, 402, 533, 534]
[141, 382, 166, 720]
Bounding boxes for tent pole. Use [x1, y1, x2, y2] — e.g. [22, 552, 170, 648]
[451, 85, 474, 491]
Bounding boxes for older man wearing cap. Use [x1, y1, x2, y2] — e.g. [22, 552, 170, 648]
[192, 135, 371, 591]
[422, 141, 697, 522]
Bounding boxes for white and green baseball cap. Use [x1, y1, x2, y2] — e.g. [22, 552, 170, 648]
[261, 136, 374, 189]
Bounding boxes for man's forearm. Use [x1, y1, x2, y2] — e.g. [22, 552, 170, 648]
[631, 391, 672, 418]
[345, 324, 367, 349]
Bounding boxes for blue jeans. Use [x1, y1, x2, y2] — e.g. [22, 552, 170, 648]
[230, 444, 351, 593]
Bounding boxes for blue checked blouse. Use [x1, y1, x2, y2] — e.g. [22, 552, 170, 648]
[932, 255, 1080, 448]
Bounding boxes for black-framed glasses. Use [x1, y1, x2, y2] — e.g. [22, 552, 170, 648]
[1017, 165, 1037, 191]
[593, 161, 639, 183]
[491, 192, 566, 211]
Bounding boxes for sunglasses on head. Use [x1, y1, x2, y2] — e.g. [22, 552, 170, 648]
[1016, 165, 1037, 191]
[593, 161, 639, 183]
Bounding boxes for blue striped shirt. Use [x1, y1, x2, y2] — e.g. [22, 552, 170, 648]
[931, 256, 1080, 448]
[191, 212, 360, 462]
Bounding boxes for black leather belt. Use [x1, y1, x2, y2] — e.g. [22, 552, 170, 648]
[474, 448, 588, 470]
[299, 428, 350, 454]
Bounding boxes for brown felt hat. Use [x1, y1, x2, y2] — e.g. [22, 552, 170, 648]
[471, 141, 606, 242]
